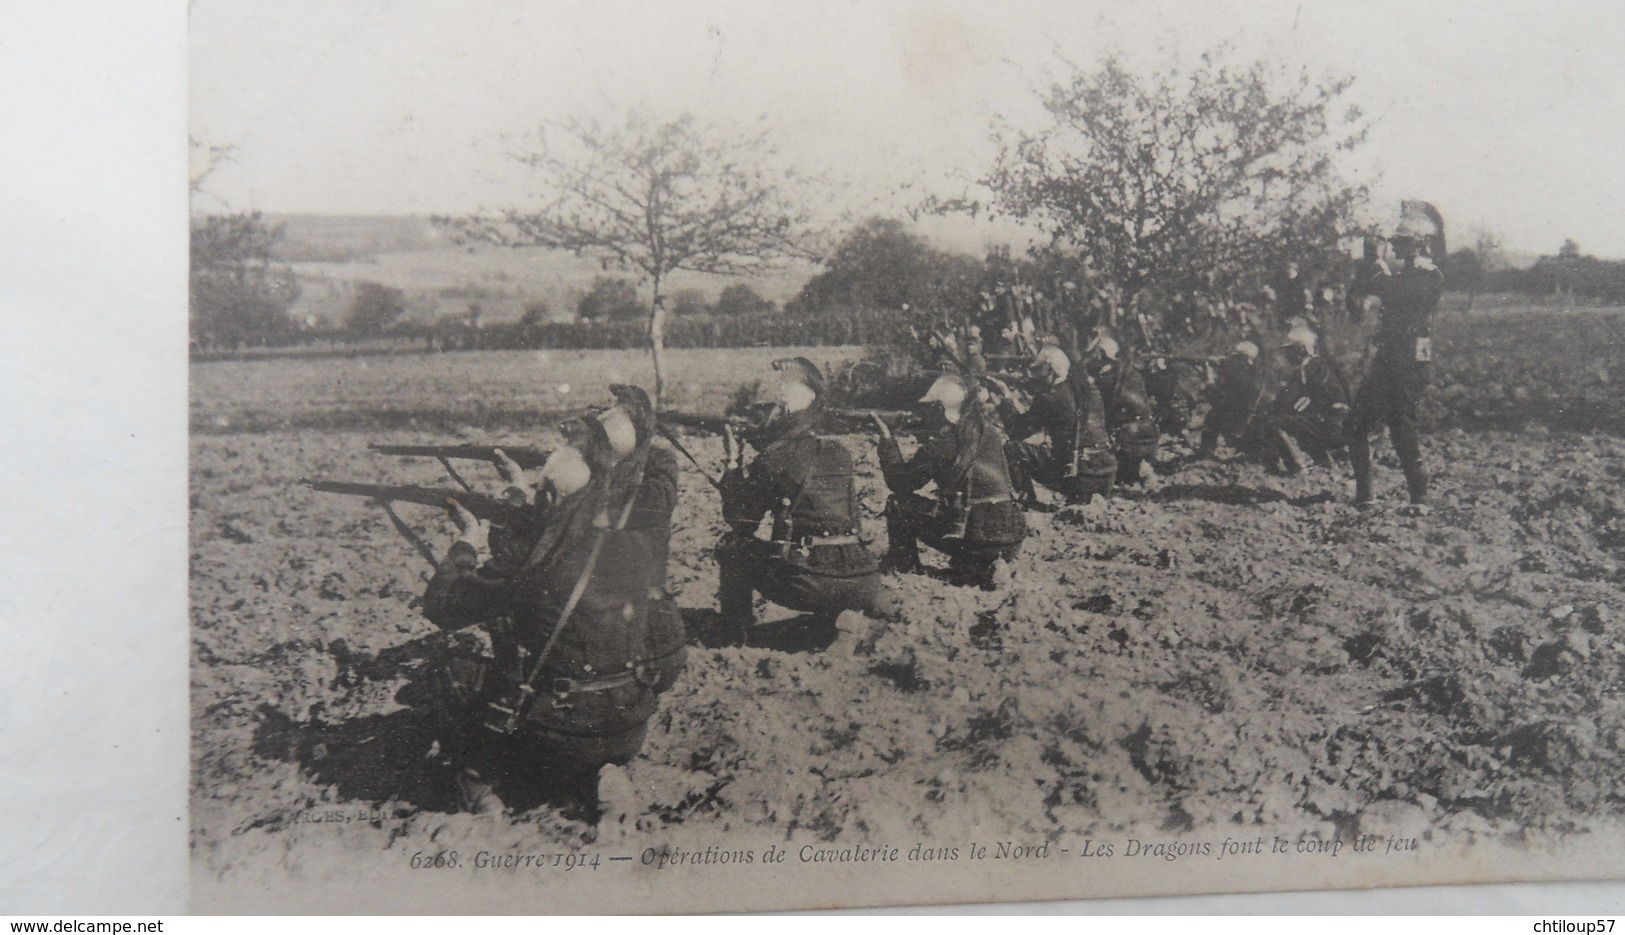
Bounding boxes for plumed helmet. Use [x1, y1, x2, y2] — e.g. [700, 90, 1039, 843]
[540, 417, 610, 498]
[606, 383, 654, 448]
[557, 416, 615, 475]
[1034, 345, 1072, 381]
[772, 356, 825, 399]
[1393, 200, 1447, 257]
[1087, 333, 1120, 361]
[919, 372, 971, 409]
[1281, 319, 1317, 356]
[595, 407, 638, 461]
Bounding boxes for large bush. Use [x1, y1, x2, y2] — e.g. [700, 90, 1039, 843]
[576, 276, 645, 321]
[189, 211, 302, 349]
[347, 281, 407, 335]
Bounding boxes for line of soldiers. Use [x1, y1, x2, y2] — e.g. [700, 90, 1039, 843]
[410, 204, 1445, 815]
[1197, 210, 1445, 505]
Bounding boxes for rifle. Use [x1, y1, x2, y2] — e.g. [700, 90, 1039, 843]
[657, 410, 752, 434]
[824, 408, 928, 433]
[1149, 354, 1222, 367]
[369, 443, 551, 470]
[302, 479, 529, 528]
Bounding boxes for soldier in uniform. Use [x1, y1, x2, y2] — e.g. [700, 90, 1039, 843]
[999, 345, 1116, 509]
[1195, 341, 1267, 459]
[1345, 203, 1446, 506]
[422, 407, 680, 815]
[1083, 331, 1160, 485]
[715, 357, 891, 644]
[1261, 319, 1351, 475]
[491, 385, 687, 690]
[875, 371, 1026, 587]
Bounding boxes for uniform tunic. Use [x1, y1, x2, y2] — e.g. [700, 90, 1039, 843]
[879, 413, 1025, 583]
[716, 409, 884, 623]
[422, 472, 676, 791]
[1198, 353, 1267, 454]
[1346, 258, 1442, 502]
[1091, 358, 1160, 480]
[1003, 374, 1115, 502]
[1264, 355, 1351, 470]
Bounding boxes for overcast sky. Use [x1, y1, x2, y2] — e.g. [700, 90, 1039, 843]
[191, 0, 1625, 258]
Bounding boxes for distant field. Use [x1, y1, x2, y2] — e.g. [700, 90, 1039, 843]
[190, 345, 863, 434]
[270, 214, 815, 329]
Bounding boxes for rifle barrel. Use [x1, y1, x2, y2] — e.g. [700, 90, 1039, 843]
[302, 479, 515, 523]
[825, 408, 926, 432]
[368, 444, 551, 470]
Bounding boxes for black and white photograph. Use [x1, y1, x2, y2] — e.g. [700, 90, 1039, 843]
[184, 0, 1625, 913]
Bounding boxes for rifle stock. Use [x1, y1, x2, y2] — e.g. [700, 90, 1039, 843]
[368, 443, 552, 470]
[302, 479, 524, 526]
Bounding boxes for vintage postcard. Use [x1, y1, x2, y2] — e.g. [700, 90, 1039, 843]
[187, 0, 1625, 914]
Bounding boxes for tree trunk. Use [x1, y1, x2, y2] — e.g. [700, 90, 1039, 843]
[648, 277, 668, 407]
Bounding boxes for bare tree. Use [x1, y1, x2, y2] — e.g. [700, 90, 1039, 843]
[949, 51, 1369, 326]
[438, 112, 822, 403]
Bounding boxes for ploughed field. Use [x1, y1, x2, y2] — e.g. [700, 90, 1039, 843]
[191, 311, 1625, 890]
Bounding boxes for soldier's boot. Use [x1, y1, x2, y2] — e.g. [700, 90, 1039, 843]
[714, 535, 760, 643]
[1347, 433, 1373, 505]
[717, 581, 755, 647]
[1268, 431, 1304, 476]
[827, 610, 875, 657]
[454, 768, 504, 817]
[1388, 421, 1427, 504]
[1009, 459, 1047, 512]
[595, 764, 636, 838]
[1196, 425, 1219, 459]
[881, 499, 924, 575]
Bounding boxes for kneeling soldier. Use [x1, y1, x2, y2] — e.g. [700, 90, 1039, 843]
[877, 371, 1027, 587]
[1196, 341, 1267, 458]
[715, 357, 890, 643]
[1085, 332, 1160, 485]
[1001, 345, 1115, 509]
[423, 416, 677, 815]
[1263, 320, 1350, 475]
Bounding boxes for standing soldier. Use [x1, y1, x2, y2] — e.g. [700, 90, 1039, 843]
[999, 345, 1115, 509]
[1083, 331, 1160, 485]
[422, 415, 678, 815]
[714, 357, 891, 645]
[1195, 341, 1267, 459]
[1262, 319, 1351, 475]
[1346, 202, 1446, 506]
[876, 371, 1026, 587]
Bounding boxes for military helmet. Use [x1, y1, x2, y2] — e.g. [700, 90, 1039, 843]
[1392, 200, 1447, 257]
[919, 371, 972, 409]
[1087, 332, 1120, 361]
[772, 356, 825, 399]
[1033, 345, 1072, 382]
[1281, 319, 1318, 356]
